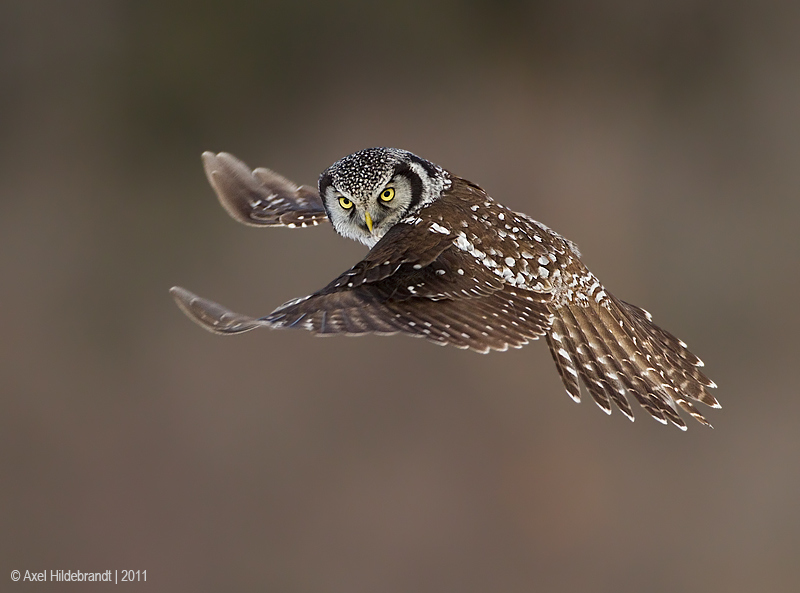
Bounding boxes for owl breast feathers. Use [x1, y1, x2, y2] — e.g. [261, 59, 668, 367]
[171, 148, 718, 430]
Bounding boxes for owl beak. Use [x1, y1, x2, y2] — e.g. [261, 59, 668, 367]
[364, 212, 374, 234]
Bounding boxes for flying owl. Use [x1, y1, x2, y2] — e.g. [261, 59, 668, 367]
[171, 148, 719, 429]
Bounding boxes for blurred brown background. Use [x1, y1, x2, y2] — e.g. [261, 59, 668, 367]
[2, 1, 799, 591]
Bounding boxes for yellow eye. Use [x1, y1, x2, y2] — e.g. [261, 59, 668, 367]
[380, 188, 395, 202]
[338, 196, 354, 209]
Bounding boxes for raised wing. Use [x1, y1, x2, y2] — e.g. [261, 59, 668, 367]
[202, 151, 329, 228]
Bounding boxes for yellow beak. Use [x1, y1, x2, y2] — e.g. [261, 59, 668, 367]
[365, 212, 374, 233]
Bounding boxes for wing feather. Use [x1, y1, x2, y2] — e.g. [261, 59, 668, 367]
[202, 152, 328, 227]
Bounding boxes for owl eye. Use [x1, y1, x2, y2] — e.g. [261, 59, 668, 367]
[338, 196, 354, 209]
[379, 188, 395, 202]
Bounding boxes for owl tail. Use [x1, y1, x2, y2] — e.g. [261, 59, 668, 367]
[546, 295, 719, 430]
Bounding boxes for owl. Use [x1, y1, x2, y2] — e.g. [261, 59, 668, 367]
[171, 148, 719, 429]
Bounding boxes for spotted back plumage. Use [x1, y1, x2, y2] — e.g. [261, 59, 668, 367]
[172, 148, 719, 429]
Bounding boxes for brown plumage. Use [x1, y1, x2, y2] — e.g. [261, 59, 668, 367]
[171, 149, 718, 429]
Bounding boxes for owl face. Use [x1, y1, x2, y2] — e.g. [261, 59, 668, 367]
[318, 147, 449, 247]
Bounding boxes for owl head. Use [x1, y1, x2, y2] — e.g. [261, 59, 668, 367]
[318, 147, 449, 247]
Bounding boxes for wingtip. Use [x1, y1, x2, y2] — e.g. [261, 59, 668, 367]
[201, 150, 242, 179]
[200, 151, 220, 174]
[169, 285, 265, 335]
[201, 151, 221, 189]
[169, 285, 193, 305]
[169, 285, 205, 323]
